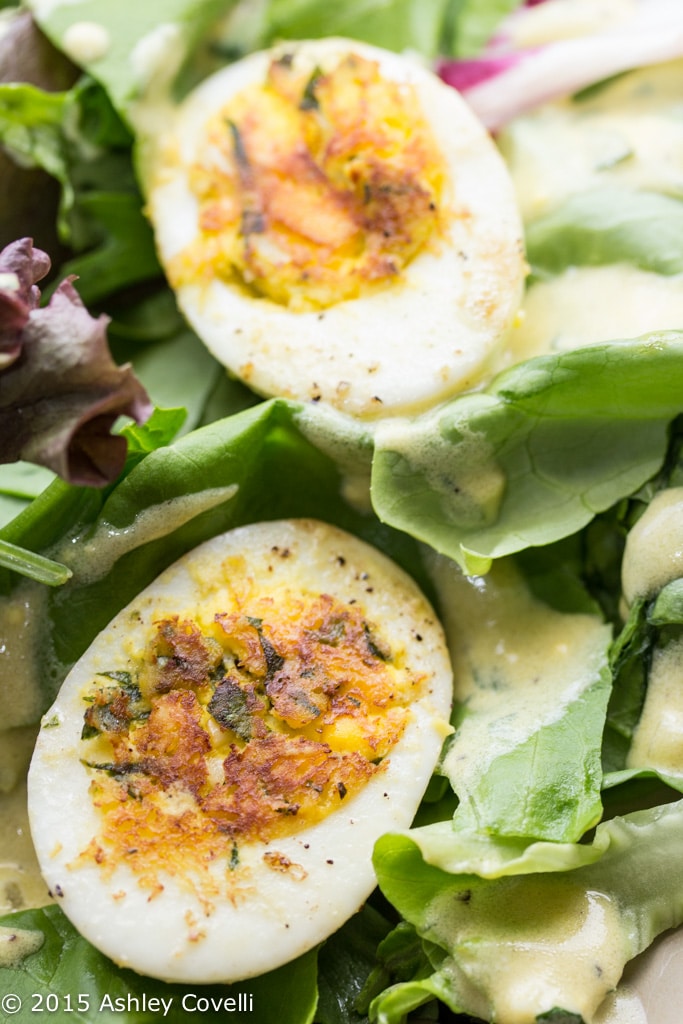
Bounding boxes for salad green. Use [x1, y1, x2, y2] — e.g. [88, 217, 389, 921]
[2, 0, 683, 1022]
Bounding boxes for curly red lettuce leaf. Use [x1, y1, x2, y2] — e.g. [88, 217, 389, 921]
[0, 238, 151, 486]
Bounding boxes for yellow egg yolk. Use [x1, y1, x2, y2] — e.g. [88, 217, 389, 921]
[77, 586, 423, 899]
[172, 52, 448, 311]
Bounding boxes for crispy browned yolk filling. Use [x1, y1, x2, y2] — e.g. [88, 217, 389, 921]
[173, 52, 447, 311]
[79, 590, 421, 897]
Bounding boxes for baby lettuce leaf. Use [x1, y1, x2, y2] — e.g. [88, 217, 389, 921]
[0, 73, 160, 306]
[28, 0, 234, 120]
[445, 0, 524, 58]
[372, 332, 683, 574]
[372, 800, 683, 1024]
[649, 577, 683, 625]
[54, 191, 160, 306]
[0, 462, 55, 527]
[428, 553, 611, 842]
[258, 0, 452, 60]
[526, 187, 683, 279]
[0, 398, 427, 715]
[0, 904, 318, 1024]
[28, 0, 498, 107]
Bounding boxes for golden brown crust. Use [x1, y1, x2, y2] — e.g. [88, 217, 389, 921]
[177, 52, 447, 310]
[79, 586, 424, 894]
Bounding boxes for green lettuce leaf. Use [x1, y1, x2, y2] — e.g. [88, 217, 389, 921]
[0, 462, 55, 528]
[259, 0, 452, 60]
[372, 332, 683, 574]
[446, 0, 524, 57]
[0, 398, 428, 715]
[0, 904, 318, 1024]
[0, 81, 67, 187]
[372, 800, 683, 1024]
[429, 553, 612, 842]
[649, 576, 683, 624]
[0, 75, 161, 311]
[526, 187, 683, 279]
[28, 0, 233, 118]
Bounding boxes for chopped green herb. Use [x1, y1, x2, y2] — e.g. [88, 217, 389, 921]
[208, 677, 253, 740]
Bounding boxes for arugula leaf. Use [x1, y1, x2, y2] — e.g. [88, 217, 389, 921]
[0, 81, 67, 189]
[0, 72, 158, 308]
[0, 904, 318, 1024]
[372, 332, 683, 574]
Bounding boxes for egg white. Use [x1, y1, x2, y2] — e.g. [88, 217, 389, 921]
[28, 519, 452, 983]
[142, 38, 526, 420]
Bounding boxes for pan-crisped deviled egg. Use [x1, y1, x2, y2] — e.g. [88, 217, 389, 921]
[143, 38, 525, 419]
[28, 519, 452, 983]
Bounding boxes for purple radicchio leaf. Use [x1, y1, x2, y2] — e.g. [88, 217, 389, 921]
[0, 238, 152, 487]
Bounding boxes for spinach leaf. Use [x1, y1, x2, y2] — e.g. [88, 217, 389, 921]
[260, 0, 453, 60]
[0, 904, 318, 1024]
[0, 399, 428, 716]
[28, 0, 232, 119]
[372, 332, 683, 574]
[526, 187, 683, 279]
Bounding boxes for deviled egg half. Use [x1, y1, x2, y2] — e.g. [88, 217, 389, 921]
[142, 38, 526, 419]
[28, 519, 452, 983]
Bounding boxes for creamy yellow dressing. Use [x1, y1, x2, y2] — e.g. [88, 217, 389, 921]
[432, 877, 628, 1024]
[0, 726, 47, 913]
[375, 415, 506, 537]
[491, 57, 683, 371]
[57, 485, 239, 585]
[499, 59, 683, 222]
[427, 554, 610, 792]
[61, 20, 110, 63]
[0, 924, 44, 968]
[0, 776, 49, 914]
[627, 637, 683, 775]
[503, 264, 683, 366]
[0, 583, 47, 731]
[621, 487, 683, 605]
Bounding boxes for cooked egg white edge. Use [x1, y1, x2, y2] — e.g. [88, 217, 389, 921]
[28, 519, 453, 983]
[144, 38, 526, 419]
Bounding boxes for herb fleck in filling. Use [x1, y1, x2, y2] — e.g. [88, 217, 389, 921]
[79, 591, 419, 895]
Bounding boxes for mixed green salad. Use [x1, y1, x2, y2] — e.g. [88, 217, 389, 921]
[2, 0, 683, 1022]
